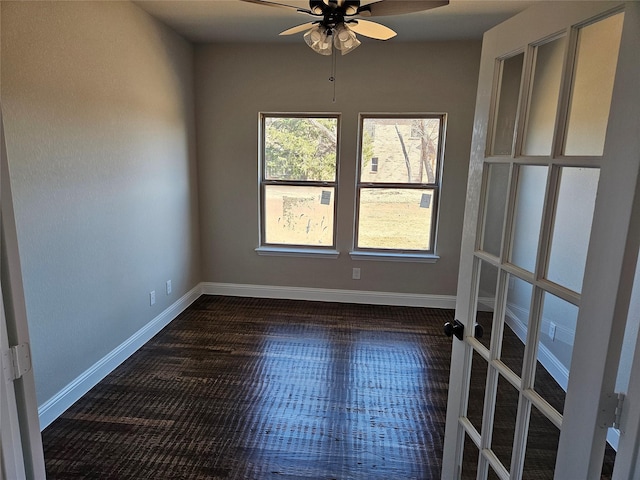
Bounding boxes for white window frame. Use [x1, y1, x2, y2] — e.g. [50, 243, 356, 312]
[257, 113, 341, 258]
[351, 113, 446, 262]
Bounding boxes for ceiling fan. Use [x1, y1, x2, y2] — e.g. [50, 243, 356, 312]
[240, 0, 449, 55]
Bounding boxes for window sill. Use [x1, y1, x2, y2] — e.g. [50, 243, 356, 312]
[255, 246, 340, 259]
[349, 251, 440, 263]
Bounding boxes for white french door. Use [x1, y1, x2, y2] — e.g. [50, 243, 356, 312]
[442, 2, 640, 479]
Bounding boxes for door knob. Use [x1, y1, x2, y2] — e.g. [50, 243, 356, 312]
[444, 319, 464, 340]
[444, 320, 483, 341]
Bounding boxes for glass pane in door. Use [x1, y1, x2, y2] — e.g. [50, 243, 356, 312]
[467, 349, 489, 433]
[501, 275, 532, 377]
[491, 374, 520, 472]
[522, 405, 560, 479]
[491, 53, 525, 155]
[523, 36, 567, 156]
[488, 467, 502, 480]
[534, 292, 578, 415]
[476, 260, 499, 351]
[546, 167, 600, 293]
[480, 163, 510, 257]
[461, 433, 480, 479]
[509, 165, 548, 273]
[563, 13, 624, 156]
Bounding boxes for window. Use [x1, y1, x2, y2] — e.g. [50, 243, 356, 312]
[355, 115, 445, 254]
[259, 114, 339, 249]
[370, 157, 379, 173]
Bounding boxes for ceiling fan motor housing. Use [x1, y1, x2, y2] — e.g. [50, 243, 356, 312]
[310, 0, 361, 20]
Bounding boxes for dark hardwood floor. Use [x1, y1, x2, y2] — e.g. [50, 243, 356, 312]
[41, 296, 615, 479]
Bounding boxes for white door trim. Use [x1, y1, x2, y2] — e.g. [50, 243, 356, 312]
[0, 105, 46, 478]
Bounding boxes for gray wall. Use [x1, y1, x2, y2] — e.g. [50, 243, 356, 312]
[195, 41, 481, 295]
[1, 1, 201, 406]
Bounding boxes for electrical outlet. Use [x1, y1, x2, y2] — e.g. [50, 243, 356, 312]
[150, 290, 156, 306]
[352, 268, 361, 280]
[549, 322, 556, 341]
[166, 280, 172, 295]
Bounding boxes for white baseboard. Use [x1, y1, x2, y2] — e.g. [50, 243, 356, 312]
[201, 282, 457, 309]
[37, 284, 202, 430]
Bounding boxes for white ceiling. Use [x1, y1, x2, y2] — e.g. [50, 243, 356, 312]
[134, 0, 542, 44]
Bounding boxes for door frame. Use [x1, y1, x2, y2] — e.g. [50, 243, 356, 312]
[442, 2, 640, 478]
[0, 106, 46, 478]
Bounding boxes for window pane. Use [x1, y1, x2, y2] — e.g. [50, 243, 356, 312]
[546, 167, 599, 293]
[264, 116, 337, 181]
[509, 165, 548, 273]
[357, 188, 433, 250]
[360, 117, 441, 184]
[563, 13, 624, 156]
[491, 53, 524, 156]
[263, 185, 335, 246]
[523, 36, 567, 156]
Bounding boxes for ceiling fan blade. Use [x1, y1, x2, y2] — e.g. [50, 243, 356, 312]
[358, 0, 448, 17]
[239, 0, 312, 15]
[279, 22, 316, 35]
[348, 19, 396, 40]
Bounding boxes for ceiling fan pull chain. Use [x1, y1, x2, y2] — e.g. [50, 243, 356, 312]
[330, 47, 337, 103]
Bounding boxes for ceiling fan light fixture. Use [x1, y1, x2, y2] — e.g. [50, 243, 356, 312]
[333, 23, 361, 55]
[241, 0, 451, 54]
[304, 25, 333, 55]
[344, 0, 359, 16]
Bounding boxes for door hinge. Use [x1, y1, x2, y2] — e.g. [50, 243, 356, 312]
[600, 392, 625, 429]
[2, 343, 32, 381]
